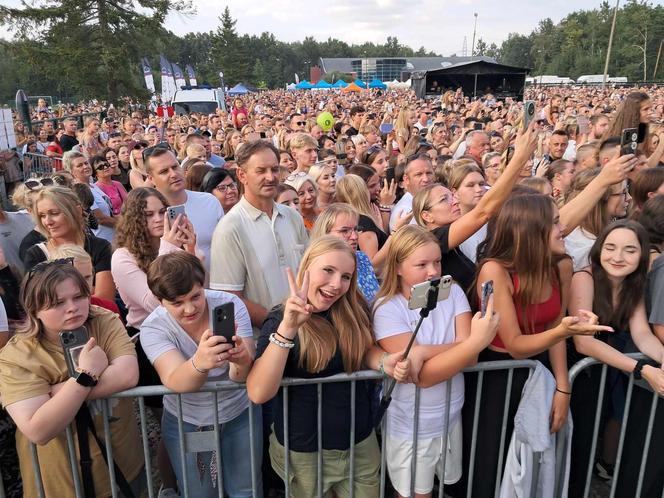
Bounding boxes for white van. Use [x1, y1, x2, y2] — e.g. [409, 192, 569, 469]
[171, 87, 226, 115]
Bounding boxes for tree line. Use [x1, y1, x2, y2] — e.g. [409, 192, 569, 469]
[0, 1, 663, 104]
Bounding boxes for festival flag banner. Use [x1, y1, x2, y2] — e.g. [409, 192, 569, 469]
[141, 57, 156, 94]
[160, 54, 173, 102]
[186, 64, 197, 86]
[172, 63, 186, 90]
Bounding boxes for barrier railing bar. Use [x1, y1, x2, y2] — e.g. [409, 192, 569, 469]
[213, 391, 223, 496]
[248, 402, 258, 498]
[176, 395, 189, 498]
[580, 363, 606, 498]
[349, 379, 356, 498]
[438, 381, 452, 498]
[64, 425, 84, 498]
[410, 386, 421, 498]
[137, 397, 155, 498]
[609, 375, 635, 498]
[29, 438, 46, 498]
[494, 367, 514, 498]
[379, 377, 388, 498]
[466, 369, 483, 498]
[635, 390, 659, 498]
[317, 382, 323, 498]
[283, 386, 290, 498]
[102, 400, 119, 498]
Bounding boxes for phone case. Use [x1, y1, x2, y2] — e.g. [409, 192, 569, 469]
[212, 303, 235, 345]
[408, 276, 453, 310]
[59, 327, 89, 377]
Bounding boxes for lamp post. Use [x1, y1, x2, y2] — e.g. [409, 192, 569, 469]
[602, 0, 620, 89]
[304, 60, 311, 81]
[471, 13, 479, 58]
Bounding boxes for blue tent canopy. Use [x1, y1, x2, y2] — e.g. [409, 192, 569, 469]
[353, 79, 367, 88]
[228, 83, 249, 95]
[332, 79, 348, 88]
[295, 80, 314, 89]
[368, 79, 387, 89]
[314, 80, 333, 89]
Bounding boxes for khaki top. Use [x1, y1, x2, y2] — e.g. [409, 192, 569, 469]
[209, 196, 309, 311]
[0, 307, 142, 498]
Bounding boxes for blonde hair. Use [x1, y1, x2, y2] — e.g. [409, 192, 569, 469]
[374, 225, 440, 307]
[308, 163, 335, 184]
[49, 243, 91, 265]
[335, 174, 374, 219]
[294, 236, 373, 373]
[311, 203, 359, 241]
[185, 143, 206, 159]
[447, 163, 484, 191]
[288, 132, 318, 151]
[129, 149, 147, 177]
[412, 183, 444, 227]
[284, 174, 317, 194]
[32, 187, 86, 245]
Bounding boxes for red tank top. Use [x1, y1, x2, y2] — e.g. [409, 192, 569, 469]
[490, 273, 561, 349]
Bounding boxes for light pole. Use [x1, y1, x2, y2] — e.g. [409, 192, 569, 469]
[304, 60, 311, 81]
[602, 0, 620, 89]
[471, 13, 479, 58]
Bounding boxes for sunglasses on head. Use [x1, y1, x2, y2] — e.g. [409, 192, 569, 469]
[142, 142, 170, 161]
[285, 171, 308, 182]
[25, 175, 67, 190]
[27, 257, 74, 279]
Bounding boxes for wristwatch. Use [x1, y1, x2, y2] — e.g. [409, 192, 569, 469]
[633, 359, 647, 380]
[74, 368, 98, 387]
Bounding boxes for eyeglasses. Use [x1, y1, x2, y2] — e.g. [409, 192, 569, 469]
[333, 226, 360, 237]
[142, 142, 170, 161]
[425, 194, 453, 211]
[216, 182, 238, 193]
[294, 121, 306, 126]
[285, 171, 308, 182]
[28, 257, 74, 279]
[95, 162, 111, 171]
[25, 175, 67, 190]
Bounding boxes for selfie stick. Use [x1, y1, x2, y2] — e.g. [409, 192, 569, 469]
[374, 278, 440, 426]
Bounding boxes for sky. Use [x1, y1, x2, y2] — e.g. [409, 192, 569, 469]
[2, 0, 607, 54]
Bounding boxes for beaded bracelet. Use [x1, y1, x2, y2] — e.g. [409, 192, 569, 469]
[269, 333, 295, 349]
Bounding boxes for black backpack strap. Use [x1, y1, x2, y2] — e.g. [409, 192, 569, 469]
[75, 408, 97, 498]
[78, 403, 136, 498]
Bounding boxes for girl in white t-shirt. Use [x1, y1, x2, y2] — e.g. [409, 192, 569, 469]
[372, 225, 498, 498]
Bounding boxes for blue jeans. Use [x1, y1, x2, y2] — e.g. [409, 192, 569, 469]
[162, 405, 263, 498]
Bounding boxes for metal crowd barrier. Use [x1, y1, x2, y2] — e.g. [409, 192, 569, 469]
[7, 356, 662, 498]
[559, 353, 664, 498]
[22, 153, 55, 178]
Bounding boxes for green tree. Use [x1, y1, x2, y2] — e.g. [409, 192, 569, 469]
[0, 0, 192, 102]
[210, 7, 249, 86]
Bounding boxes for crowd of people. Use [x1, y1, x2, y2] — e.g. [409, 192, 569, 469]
[0, 83, 664, 498]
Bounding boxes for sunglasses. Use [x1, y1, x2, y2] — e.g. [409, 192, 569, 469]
[95, 162, 111, 171]
[294, 121, 306, 126]
[25, 175, 67, 190]
[285, 171, 308, 182]
[142, 142, 170, 161]
[365, 145, 383, 156]
[28, 257, 74, 279]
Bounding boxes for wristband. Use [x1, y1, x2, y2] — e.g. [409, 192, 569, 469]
[633, 359, 647, 380]
[269, 333, 295, 349]
[555, 387, 571, 395]
[274, 331, 295, 343]
[191, 356, 208, 374]
[378, 352, 389, 375]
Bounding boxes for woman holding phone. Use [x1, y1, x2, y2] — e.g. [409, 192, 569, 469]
[246, 236, 409, 498]
[141, 251, 260, 498]
[0, 261, 142, 498]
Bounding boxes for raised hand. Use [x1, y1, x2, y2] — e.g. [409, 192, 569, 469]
[560, 309, 614, 336]
[393, 209, 414, 231]
[599, 154, 639, 185]
[379, 178, 397, 206]
[192, 329, 234, 372]
[280, 267, 313, 337]
[77, 337, 109, 379]
[469, 294, 500, 349]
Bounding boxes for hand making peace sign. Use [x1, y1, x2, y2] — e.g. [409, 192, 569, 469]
[280, 267, 314, 337]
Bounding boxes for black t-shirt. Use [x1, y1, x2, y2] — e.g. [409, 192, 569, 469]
[112, 164, 131, 192]
[19, 230, 46, 263]
[255, 307, 375, 452]
[432, 225, 477, 294]
[23, 233, 112, 275]
[59, 133, 79, 152]
[358, 214, 388, 251]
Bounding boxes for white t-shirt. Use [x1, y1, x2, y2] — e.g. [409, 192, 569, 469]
[184, 190, 224, 272]
[373, 284, 470, 439]
[459, 223, 487, 263]
[0, 299, 7, 332]
[389, 192, 416, 233]
[140, 290, 252, 426]
[89, 182, 115, 242]
[564, 226, 596, 271]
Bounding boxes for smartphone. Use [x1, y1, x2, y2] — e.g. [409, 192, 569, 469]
[408, 276, 453, 310]
[167, 204, 186, 221]
[577, 115, 590, 135]
[259, 131, 267, 139]
[480, 280, 494, 318]
[473, 122, 483, 131]
[385, 167, 396, 185]
[523, 100, 536, 129]
[367, 113, 376, 120]
[379, 123, 394, 134]
[620, 128, 638, 156]
[637, 122, 647, 144]
[212, 302, 235, 345]
[59, 326, 89, 377]
[336, 153, 347, 160]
